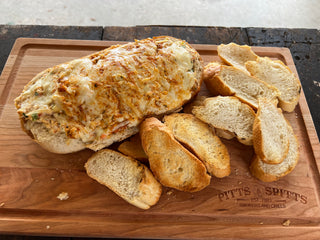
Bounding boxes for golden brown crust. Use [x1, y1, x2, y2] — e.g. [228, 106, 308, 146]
[140, 117, 211, 192]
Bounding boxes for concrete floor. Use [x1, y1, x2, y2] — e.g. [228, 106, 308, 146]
[0, 0, 319, 29]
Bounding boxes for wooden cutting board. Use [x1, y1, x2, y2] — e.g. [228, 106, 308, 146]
[0, 38, 319, 239]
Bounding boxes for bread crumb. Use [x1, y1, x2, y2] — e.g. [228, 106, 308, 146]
[238, 181, 242, 185]
[259, 221, 263, 225]
[51, 177, 55, 181]
[166, 190, 173, 195]
[0, 202, 4, 207]
[282, 219, 291, 226]
[57, 192, 69, 200]
[46, 225, 50, 229]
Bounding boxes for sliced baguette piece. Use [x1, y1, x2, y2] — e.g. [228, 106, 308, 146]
[118, 134, 148, 164]
[183, 95, 236, 140]
[253, 98, 290, 164]
[203, 62, 280, 110]
[163, 113, 231, 178]
[85, 149, 162, 210]
[250, 121, 299, 182]
[192, 96, 255, 145]
[217, 42, 258, 74]
[140, 117, 211, 192]
[246, 57, 301, 112]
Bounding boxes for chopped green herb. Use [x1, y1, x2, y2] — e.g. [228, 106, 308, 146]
[22, 113, 28, 118]
[35, 91, 39, 96]
[31, 113, 39, 121]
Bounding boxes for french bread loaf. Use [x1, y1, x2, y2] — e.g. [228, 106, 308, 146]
[15, 36, 203, 154]
[192, 96, 255, 145]
[85, 149, 162, 210]
[140, 117, 211, 192]
[163, 113, 231, 178]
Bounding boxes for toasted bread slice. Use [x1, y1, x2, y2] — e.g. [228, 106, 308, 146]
[85, 149, 162, 209]
[192, 96, 255, 145]
[163, 113, 231, 178]
[250, 121, 299, 182]
[118, 134, 148, 164]
[203, 62, 280, 110]
[217, 43, 258, 74]
[253, 98, 290, 164]
[246, 57, 301, 112]
[140, 117, 211, 192]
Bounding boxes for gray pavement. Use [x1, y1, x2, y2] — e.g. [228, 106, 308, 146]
[0, 0, 319, 28]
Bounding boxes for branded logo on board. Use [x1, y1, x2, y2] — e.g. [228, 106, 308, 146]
[217, 186, 307, 208]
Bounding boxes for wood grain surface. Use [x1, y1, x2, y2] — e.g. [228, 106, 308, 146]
[0, 38, 319, 239]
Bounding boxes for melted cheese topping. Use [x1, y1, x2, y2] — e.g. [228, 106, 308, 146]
[15, 36, 202, 149]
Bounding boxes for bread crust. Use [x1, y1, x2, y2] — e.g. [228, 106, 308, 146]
[140, 117, 211, 192]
